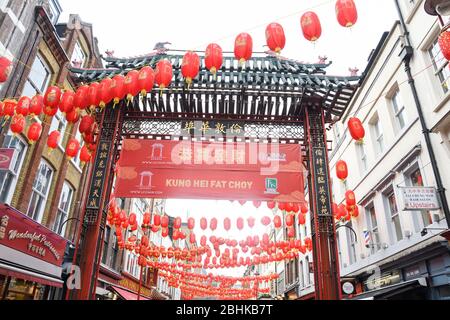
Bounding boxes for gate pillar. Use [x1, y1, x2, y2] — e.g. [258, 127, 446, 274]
[71, 105, 122, 300]
[305, 102, 341, 300]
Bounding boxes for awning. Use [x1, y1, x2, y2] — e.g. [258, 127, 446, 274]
[109, 286, 150, 300]
[0, 263, 64, 288]
[349, 278, 428, 300]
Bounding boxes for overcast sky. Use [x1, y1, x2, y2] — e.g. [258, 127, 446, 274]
[58, 0, 400, 277]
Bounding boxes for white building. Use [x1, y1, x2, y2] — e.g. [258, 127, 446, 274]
[329, 0, 450, 300]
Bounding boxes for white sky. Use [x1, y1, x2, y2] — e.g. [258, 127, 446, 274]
[58, 0, 399, 277]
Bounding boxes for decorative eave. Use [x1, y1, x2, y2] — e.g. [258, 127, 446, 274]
[35, 6, 69, 68]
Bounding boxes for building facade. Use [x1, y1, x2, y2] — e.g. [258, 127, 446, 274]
[0, 0, 103, 300]
[329, 0, 450, 300]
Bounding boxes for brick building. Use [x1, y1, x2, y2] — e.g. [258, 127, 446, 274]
[0, 0, 103, 300]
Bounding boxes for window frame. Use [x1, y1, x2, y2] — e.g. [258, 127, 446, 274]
[49, 110, 68, 149]
[386, 189, 404, 242]
[365, 203, 381, 254]
[27, 159, 54, 223]
[356, 143, 368, 174]
[391, 89, 407, 131]
[346, 221, 357, 265]
[0, 134, 28, 205]
[22, 54, 51, 97]
[428, 37, 450, 94]
[53, 181, 74, 236]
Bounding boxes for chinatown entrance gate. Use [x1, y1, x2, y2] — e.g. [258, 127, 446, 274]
[69, 51, 360, 300]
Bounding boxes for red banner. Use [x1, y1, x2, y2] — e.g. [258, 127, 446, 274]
[0, 148, 15, 171]
[115, 140, 305, 202]
[0, 204, 68, 267]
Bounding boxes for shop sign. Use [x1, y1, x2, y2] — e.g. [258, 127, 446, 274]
[364, 270, 401, 291]
[399, 187, 440, 211]
[0, 205, 67, 266]
[0, 148, 16, 171]
[181, 120, 246, 137]
[342, 282, 355, 295]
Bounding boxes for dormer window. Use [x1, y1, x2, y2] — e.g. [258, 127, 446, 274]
[71, 42, 87, 68]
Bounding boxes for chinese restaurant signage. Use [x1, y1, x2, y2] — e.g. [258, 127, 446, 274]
[399, 187, 441, 211]
[181, 120, 246, 137]
[0, 148, 15, 171]
[0, 204, 67, 266]
[311, 147, 332, 216]
[115, 140, 305, 202]
[87, 141, 111, 209]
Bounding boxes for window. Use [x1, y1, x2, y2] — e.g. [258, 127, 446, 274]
[391, 89, 407, 131]
[333, 123, 342, 143]
[53, 182, 74, 236]
[409, 168, 434, 227]
[48, 0, 62, 25]
[346, 221, 357, 265]
[305, 257, 311, 286]
[0, 135, 28, 204]
[337, 233, 344, 270]
[72, 130, 83, 168]
[71, 42, 87, 68]
[27, 160, 54, 223]
[101, 227, 111, 265]
[371, 116, 384, 155]
[365, 204, 381, 254]
[429, 37, 450, 94]
[110, 232, 119, 270]
[49, 111, 67, 147]
[356, 143, 368, 173]
[299, 261, 305, 288]
[387, 190, 403, 242]
[22, 55, 51, 97]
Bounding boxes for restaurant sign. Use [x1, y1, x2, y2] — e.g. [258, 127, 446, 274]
[399, 187, 441, 211]
[0, 204, 67, 267]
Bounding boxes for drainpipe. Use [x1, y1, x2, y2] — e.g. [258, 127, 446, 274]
[394, 0, 450, 228]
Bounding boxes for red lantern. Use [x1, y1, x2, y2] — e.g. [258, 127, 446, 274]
[65, 108, 80, 124]
[286, 214, 294, 227]
[205, 43, 223, 78]
[234, 33, 253, 65]
[153, 214, 161, 227]
[123, 70, 140, 102]
[187, 217, 195, 230]
[247, 217, 255, 229]
[16, 97, 30, 117]
[161, 215, 169, 228]
[3, 100, 16, 119]
[44, 86, 62, 109]
[301, 12, 322, 42]
[336, 0, 358, 28]
[87, 82, 101, 109]
[273, 216, 282, 229]
[261, 216, 271, 226]
[0, 56, 12, 83]
[224, 218, 231, 231]
[265, 23, 286, 53]
[237, 218, 244, 231]
[155, 59, 173, 91]
[336, 160, 349, 181]
[439, 29, 450, 61]
[348, 117, 365, 142]
[338, 204, 348, 220]
[190, 233, 196, 245]
[59, 90, 75, 115]
[79, 115, 95, 135]
[74, 85, 89, 111]
[210, 218, 218, 231]
[137, 66, 155, 96]
[98, 78, 113, 108]
[332, 203, 339, 218]
[143, 213, 152, 227]
[174, 217, 182, 229]
[111, 75, 126, 106]
[181, 51, 200, 87]
[162, 228, 169, 238]
[200, 217, 207, 230]
[278, 202, 286, 211]
[79, 145, 92, 163]
[10, 114, 25, 135]
[345, 190, 356, 207]
[287, 227, 295, 238]
[267, 201, 276, 210]
[29, 95, 44, 117]
[27, 122, 42, 143]
[65, 139, 80, 159]
[44, 105, 58, 117]
[252, 201, 261, 209]
[47, 131, 61, 150]
[298, 213, 306, 226]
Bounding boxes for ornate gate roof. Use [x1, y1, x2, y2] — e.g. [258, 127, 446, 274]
[70, 50, 361, 123]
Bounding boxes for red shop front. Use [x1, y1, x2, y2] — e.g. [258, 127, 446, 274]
[0, 204, 68, 300]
